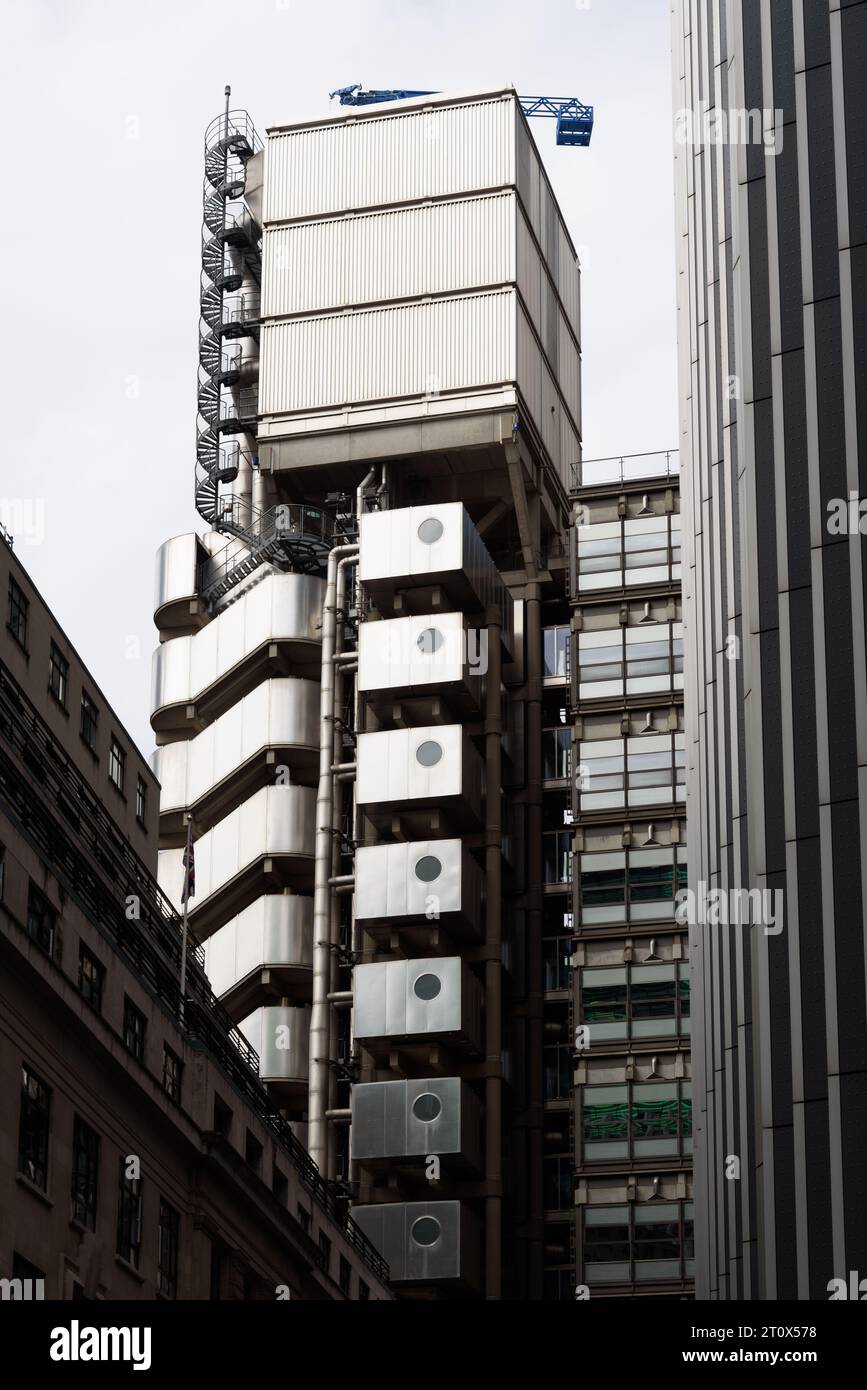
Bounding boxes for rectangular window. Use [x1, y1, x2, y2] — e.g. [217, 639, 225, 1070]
[272, 1166, 288, 1205]
[116, 1159, 142, 1267]
[543, 1042, 572, 1101]
[26, 882, 56, 957]
[162, 1046, 182, 1102]
[18, 1065, 51, 1189]
[80, 692, 99, 751]
[135, 776, 147, 825]
[582, 1080, 692, 1162]
[543, 830, 573, 885]
[209, 1243, 222, 1300]
[542, 727, 572, 782]
[358, 1279, 370, 1300]
[339, 1255, 351, 1296]
[583, 1202, 694, 1285]
[318, 1231, 332, 1273]
[543, 936, 573, 992]
[0, 844, 5, 901]
[123, 997, 146, 1061]
[48, 641, 69, 708]
[543, 626, 571, 680]
[109, 737, 126, 793]
[245, 1131, 263, 1173]
[581, 962, 691, 1041]
[297, 1205, 311, 1234]
[543, 1154, 572, 1211]
[71, 1116, 99, 1230]
[78, 943, 105, 1013]
[158, 1198, 180, 1299]
[7, 576, 29, 651]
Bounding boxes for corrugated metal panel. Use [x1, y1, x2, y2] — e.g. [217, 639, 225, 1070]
[262, 193, 516, 318]
[516, 304, 581, 488]
[516, 212, 542, 339]
[515, 117, 541, 240]
[264, 97, 515, 223]
[558, 315, 581, 424]
[259, 289, 516, 415]
[559, 224, 580, 338]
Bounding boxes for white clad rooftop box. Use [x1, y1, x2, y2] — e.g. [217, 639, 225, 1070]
[258, 89, 581, 489]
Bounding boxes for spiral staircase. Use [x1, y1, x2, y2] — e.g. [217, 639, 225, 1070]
[196, 104, 263, 531]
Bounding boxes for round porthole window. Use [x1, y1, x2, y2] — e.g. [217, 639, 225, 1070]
[417, 517, 444, 545]
[411, 1216, 442, 1247]
[416, 627, 443, 656]
[412, 1093, 442, 1123]
[414, 855, 442, 883]
[413, 973, 442, 1001]
[416, 740, 443, 768]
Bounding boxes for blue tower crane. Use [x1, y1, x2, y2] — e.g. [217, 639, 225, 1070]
[329, 84, 593, 146]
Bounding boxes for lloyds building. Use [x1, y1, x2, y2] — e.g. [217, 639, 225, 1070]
[672, 0, 867, 1297]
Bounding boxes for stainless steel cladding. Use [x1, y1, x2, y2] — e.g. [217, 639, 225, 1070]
[354, 839, 483, 939]
[357, 611, 486, 702]
[202, 895, 313, 999]
[240, 1003, 311, 1086]
[356, 726, 483, 824]
[359, 502, 514, 641]
[154, 533, 200, 618]
[151, 571, 324, 718]
[157, 784, 315, 914]
[152, 678, 319, 813]
[353, 956, 482, 1051]
[263, 94, 516, 221]
[350, 1078, 481, 1169]
[259, 290, 515, 415]
[262, 193, 516, 318]
[351, 1200, 482, 1288]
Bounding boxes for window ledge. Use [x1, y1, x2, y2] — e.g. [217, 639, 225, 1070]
[114, 1254, 145, 1284]
[16, 1172, 53, 1208]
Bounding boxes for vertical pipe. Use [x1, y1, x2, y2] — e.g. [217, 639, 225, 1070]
[485, 605, 504, 1298]
[308, 543, 357, 1171]
[526, 579, 545, 1298]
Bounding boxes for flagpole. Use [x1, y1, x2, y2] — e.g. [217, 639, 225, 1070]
[179, 814, 192, 1027]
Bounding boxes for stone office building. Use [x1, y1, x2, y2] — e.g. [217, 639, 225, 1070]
[0, 528, 391, 1300]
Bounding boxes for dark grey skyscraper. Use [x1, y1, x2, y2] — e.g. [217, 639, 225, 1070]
[672, 0, 867, 1298]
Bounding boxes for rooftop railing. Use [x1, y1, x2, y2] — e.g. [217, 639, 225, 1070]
[571, 450, 681, 491]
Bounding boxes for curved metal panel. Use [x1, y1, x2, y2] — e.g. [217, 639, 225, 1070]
[153, 677, 319, 813]
[239, 1003, 311, 1083]
[154, 534, 200, 615]
[202, 894, 313, 997]
[157, 784, 316, 912]
[151, 571, 325, 717]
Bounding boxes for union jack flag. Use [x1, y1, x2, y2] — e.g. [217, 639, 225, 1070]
[181, 822, 195, 904]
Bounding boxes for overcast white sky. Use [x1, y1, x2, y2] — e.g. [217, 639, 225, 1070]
[0, 0, 677, 756]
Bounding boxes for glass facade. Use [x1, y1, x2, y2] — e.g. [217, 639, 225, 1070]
[581, 961, 690, 1040]
[583, 1201, 694, 1285]
[582, 1080, 692, 1162]
[577, 733, 685, 812]
[576, 515, 681, 593]
[576, 846, 688, 926]
[577, 623, 684, 701]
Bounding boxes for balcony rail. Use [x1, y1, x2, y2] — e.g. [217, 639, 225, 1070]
[571, 450, 680, 491]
